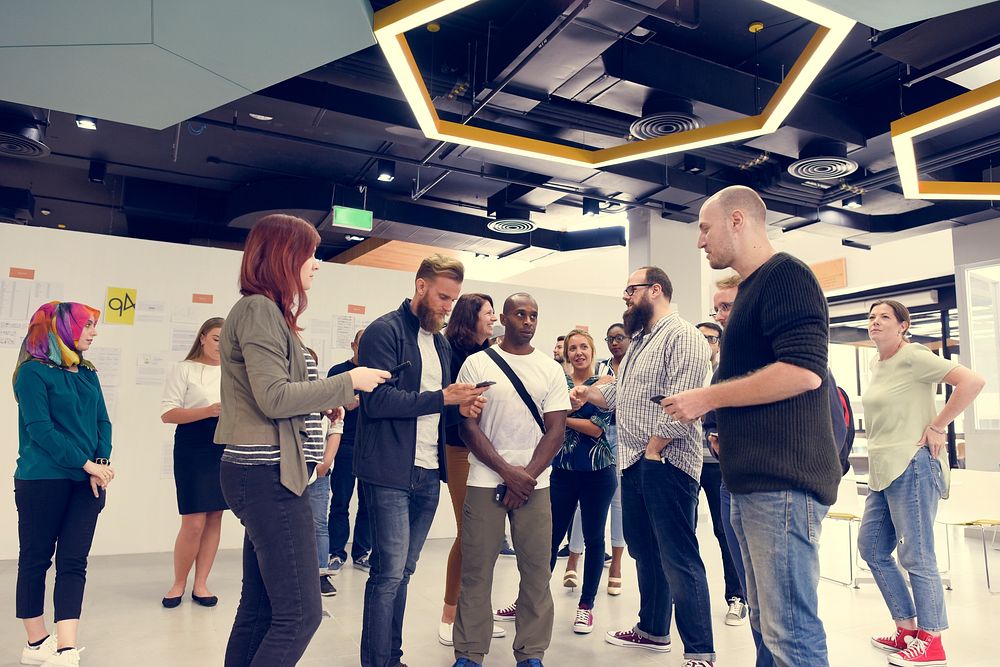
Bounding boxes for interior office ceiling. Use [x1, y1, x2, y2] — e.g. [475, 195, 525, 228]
[810, 0, 999, 30]
[2, 0, 1000, 267]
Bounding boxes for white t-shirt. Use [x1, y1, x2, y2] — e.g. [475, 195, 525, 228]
[414, 328, 442, 469]
[457, 347, 571, 489]
[160, 360, 221, 415]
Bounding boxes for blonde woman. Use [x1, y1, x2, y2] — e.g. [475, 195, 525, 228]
[550, 329, 615, 634]
[160, 317, 226, 608]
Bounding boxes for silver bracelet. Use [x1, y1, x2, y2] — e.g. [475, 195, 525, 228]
[928, 425, 946, 435]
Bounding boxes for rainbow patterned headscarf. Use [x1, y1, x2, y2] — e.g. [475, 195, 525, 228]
[13, 301, 101, 388]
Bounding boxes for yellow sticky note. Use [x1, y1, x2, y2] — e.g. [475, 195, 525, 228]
[105, 287, 137, 325]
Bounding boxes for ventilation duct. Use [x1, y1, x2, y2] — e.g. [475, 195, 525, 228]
[629, 94, 704, 139]
[0, 187, 35, 224]
[787, 138, 858, 180]
[0, 113, 50, 159]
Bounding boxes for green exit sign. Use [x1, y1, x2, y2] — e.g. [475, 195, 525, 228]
[331, 205, 373, 232]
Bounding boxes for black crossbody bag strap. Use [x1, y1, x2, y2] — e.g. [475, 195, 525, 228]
[485, 347, 546, 434]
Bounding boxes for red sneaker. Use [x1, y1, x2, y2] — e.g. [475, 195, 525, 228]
[872, 627, 919, 652]
[604, 629, 671, 653]
[888, 630, 947, 666]
[493, 601, 516, 622]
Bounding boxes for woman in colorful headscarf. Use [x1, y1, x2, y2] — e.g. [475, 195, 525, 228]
[12, 301, 114, 667]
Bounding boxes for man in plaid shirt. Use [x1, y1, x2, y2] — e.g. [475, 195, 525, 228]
[571, 266, 715, 667]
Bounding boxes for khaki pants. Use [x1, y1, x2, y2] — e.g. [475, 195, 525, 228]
[454, 486, 553, 664]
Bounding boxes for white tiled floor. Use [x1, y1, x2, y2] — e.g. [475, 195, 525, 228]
[2, 509, 998, 666]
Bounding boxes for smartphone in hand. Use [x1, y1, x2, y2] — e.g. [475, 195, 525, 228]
[650, 395, 666, 404]
[475, 380, 496, 388]
[494, 483, 508, 504]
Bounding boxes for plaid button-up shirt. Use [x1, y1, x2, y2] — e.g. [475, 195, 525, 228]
[599, 312, 711, 482]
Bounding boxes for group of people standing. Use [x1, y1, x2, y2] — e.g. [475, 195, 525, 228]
[10, 186, 985, 667]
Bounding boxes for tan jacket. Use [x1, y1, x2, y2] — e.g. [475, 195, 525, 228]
[215, 294, 354, 495]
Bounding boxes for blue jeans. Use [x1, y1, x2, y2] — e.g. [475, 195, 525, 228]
[730, 490, 830, 667]
[858, 447, 948, 631]
[721, 481, 774, 667]
[549, 466, 617, 607]
[328, 442, 371, 562]
[220, 463, 322, 667]
[360, 467, 440, 667]
[621, 459, 715, 661]
[307, 475, 330, 572]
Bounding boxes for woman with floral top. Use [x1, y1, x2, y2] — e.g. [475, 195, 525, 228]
[549, 329, 615, 636]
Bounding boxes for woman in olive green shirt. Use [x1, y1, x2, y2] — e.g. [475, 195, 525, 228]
[859, 299, 984, 667]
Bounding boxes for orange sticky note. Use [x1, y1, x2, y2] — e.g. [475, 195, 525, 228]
[9, 267, 35, 279]
[348, 304, 366, 315]
[192, 294, 214, 304]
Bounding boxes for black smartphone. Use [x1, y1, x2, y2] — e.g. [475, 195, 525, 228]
[388, 360, 411, 376]
[650, 395, 666, 404]
[475, 380, 496, 388]
[494, 483, 507, 503]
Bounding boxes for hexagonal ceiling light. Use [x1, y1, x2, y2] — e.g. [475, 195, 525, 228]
[374, 0, 856, 169]
[891, 78, 1000, 200]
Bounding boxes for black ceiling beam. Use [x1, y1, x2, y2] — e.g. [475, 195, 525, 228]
[601, 40, 870, 145]
[483, 0, 585, 84]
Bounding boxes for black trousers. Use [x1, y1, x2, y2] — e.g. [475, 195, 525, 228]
[220, 463, 323, 667]
[698, 462, 745, 603]
[15, 478, 105, 622]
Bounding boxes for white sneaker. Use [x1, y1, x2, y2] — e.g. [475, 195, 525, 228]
[40, 648, 83, 667]
[438, 621, 507, 646]
[725, 597, 748, 626]
[21, 635, 57, 665]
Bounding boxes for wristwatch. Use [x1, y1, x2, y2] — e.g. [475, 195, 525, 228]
[94, 458, 111, 465]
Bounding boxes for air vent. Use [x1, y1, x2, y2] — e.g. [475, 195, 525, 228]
[487, 219, 536, 234]
[0, 116, 50, 159]
[630, 94, 703, 139]
[787, 138, 858, 180]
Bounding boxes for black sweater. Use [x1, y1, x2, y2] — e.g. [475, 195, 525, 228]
[716, 253, 841, 506]
[444, 338, 489, 447]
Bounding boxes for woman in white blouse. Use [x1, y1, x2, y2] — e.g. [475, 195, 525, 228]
[159, 317, 227, 608]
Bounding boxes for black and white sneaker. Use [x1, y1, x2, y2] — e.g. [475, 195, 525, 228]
[725, 597, 748, 626]
[320, 575, 337, 597]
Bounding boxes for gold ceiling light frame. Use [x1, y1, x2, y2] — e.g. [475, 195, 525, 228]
[891, 79, 1000, 200]
[374, 0, 855, 169]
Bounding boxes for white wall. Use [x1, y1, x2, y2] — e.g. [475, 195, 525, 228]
[0, 225, 625, 559]
[953, 218, 1000, 472]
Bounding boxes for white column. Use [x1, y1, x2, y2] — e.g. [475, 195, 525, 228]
[627, 206, 712, 326]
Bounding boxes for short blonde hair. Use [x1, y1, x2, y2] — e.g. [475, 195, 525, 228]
[715, 273, 742, 290]
[416, 253, 464, 283]
[563, 329, 596, 376]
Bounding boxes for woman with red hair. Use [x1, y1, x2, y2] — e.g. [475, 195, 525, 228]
[13, 301, 115, 667]
[216, 214, 389, 666]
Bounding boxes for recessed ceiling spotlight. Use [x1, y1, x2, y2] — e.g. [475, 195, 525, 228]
[377, 158, 396, 183]
[248, 113, 273, 121]
[39, 208, 52, 216]
[75, 116, 97, 130]
[582, 197, 600, 217]
[344, 234, 365, 242]
[57, 224, 67, 229]
[843, 194, 863, 209]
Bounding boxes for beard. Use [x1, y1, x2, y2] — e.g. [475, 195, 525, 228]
[416, 298, 445, 333]
[623, 296, 653, 337]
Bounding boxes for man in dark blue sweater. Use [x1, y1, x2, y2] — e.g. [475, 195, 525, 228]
[355, 255, 488, 667]
[662, 185, 841, 667]
[326, 327, 371, 574]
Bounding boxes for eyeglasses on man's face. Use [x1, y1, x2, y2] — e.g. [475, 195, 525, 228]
[624, 283, 653, 297]
[709, 301, 734, 319]
[703, 335, 719, 344]
[604, 334, 627, 344]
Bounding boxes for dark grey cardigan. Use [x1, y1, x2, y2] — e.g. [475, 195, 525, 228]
[215, 294, 354, 495]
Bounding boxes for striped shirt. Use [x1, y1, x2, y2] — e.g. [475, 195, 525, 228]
[222, 347, 319, 466]
[303, 350, 325, 465]
[598, 312, 711, 482]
